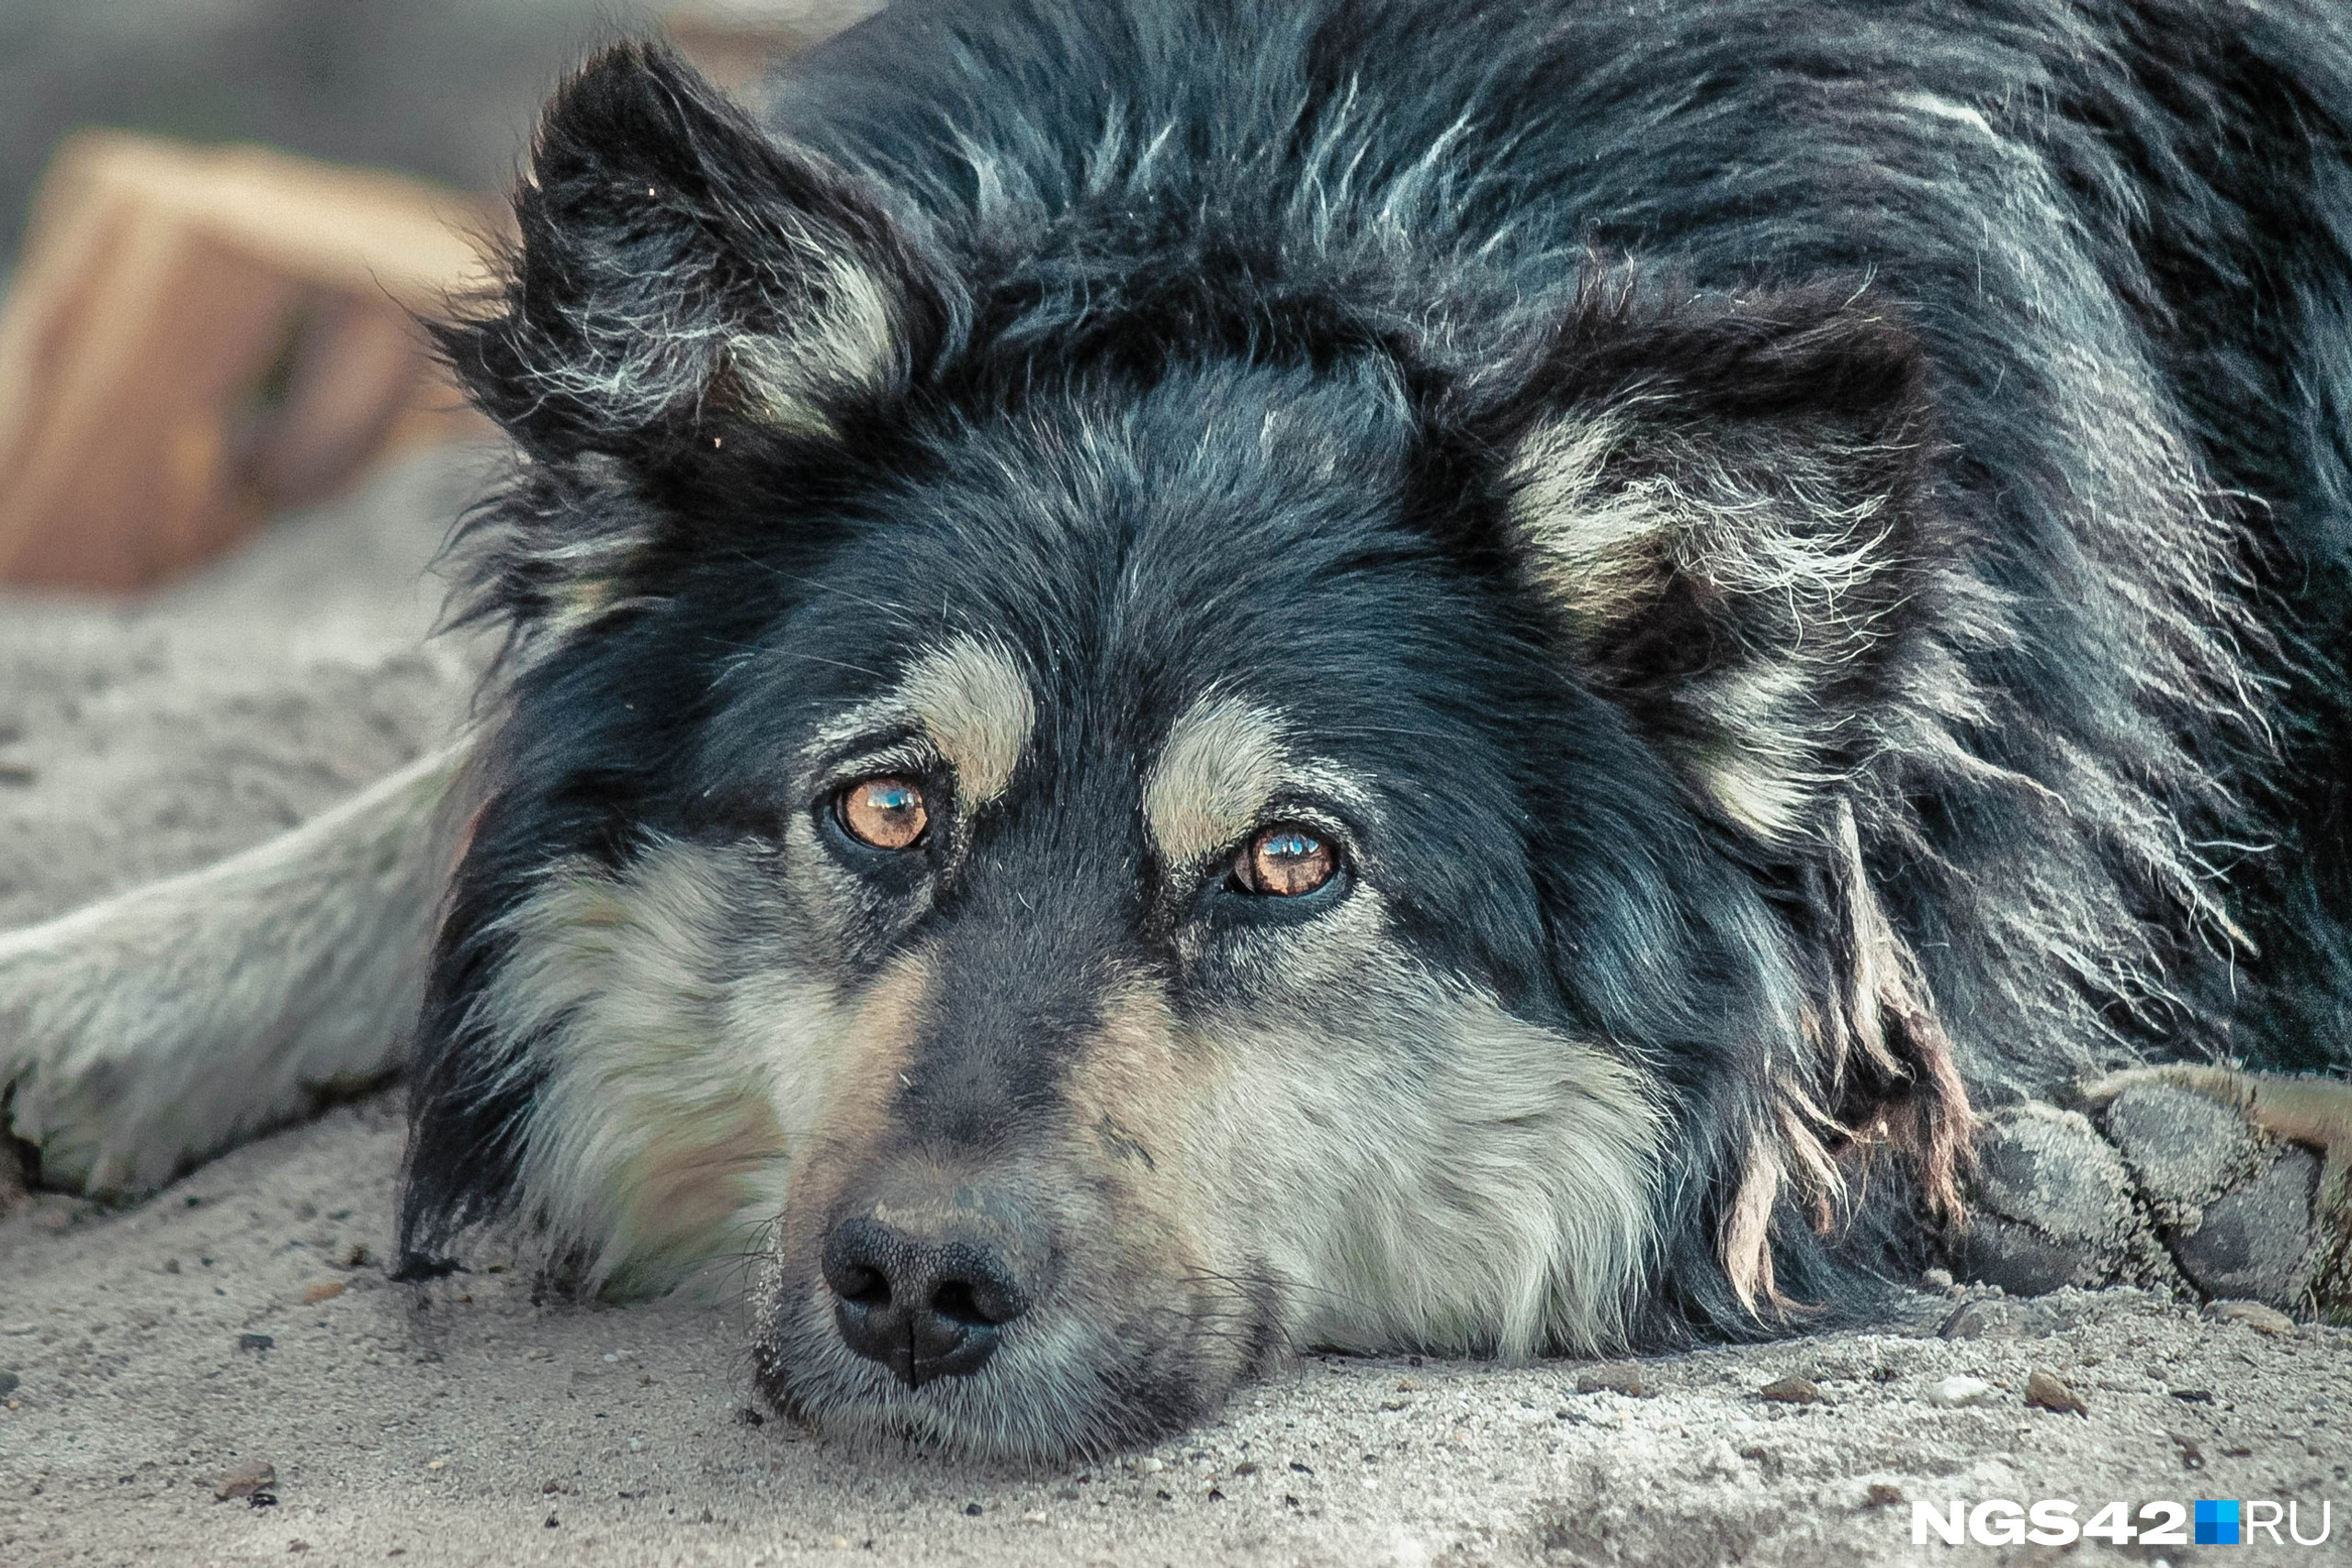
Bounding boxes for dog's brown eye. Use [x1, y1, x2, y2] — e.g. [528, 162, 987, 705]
[838, 776, 929, 850]
[1237, 824, 1337, 897]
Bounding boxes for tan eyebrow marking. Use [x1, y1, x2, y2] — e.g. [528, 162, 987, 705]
[892, 634, 1036, 808]
[1144, 694, 1291, 866]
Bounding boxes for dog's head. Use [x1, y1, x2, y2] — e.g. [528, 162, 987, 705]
[399, 45, 1968, 1459]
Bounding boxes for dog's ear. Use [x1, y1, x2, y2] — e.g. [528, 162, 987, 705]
[1481, 283, 1971, 1303]
[1489, 282, 1939, 846]
[442, 41, 945, 460]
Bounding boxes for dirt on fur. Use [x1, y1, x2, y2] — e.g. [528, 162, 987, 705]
[1, 450, 2347, 1566]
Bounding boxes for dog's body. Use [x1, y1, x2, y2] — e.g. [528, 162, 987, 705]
[8, 0, 2352, 1460]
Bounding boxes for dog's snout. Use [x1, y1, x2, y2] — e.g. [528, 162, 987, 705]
[821, 1213, 1033, 1386]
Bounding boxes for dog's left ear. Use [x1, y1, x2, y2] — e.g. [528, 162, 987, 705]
[1479, 282, 1970, 1298]
[1487, 281, 1941, 846]
[443, 41, 948, 460]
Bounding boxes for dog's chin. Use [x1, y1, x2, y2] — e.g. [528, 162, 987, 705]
[751, 1288, 1227, 1464]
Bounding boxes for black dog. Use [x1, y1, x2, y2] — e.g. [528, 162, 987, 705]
[6, 0, 2350, 1461]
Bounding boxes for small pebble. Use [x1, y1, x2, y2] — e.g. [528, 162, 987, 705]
[1130, 1456, 1165, 1473]
[829, 1538, 850, 1551]
[215, 1461, 276, 1501]
[2025, 1368, 2089, 1416]
[1925, 1375, 1993, 1408]
[962, 1502, 983, 1517]
[301, 1281, 345, 1305]
[1939, 1303, 1995, 1340]
[1866, 1483, 1905, 1508]
[334, 1244, 372, 1270]
[2205, 1299, 2295, 1335]
[237, 1334, 275, 1353]
[0, 1371, 17, 1398]
[1021, 1510, 1049, 1525]
[1919, 1267, 1954, 1291]
[1758, 1375, 1818, 1404]
[1576, 1361, 1644, 1396]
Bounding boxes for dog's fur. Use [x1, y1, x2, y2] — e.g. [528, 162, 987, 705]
[8, 0, 2352, 1461]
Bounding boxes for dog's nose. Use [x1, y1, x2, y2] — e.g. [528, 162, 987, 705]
[820, 1214, 1032, 1386]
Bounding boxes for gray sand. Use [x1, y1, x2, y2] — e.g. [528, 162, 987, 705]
[2, 452, 2348, 1565]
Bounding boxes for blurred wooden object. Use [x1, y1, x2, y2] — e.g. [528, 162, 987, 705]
[0, 131, 500, 592]
[664, 0, 883, 94]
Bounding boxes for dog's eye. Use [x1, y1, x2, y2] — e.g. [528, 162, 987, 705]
[1235, 824, 1337, 897]
[837, 776, 930, 851]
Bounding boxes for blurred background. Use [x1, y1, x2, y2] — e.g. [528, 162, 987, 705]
[0, 0, 654, 277]
[0, 0, 876, 593]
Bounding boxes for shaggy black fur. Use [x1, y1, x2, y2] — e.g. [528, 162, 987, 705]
[404, 0, 2352, 1360]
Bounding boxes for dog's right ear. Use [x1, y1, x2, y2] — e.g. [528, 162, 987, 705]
[443, 41, 948, 461]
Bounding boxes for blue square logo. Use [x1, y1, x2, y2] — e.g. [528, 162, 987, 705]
[2196, 1499, 2242, 1545]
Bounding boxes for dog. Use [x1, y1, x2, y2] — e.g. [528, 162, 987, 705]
[6, 0, 2352, 1461]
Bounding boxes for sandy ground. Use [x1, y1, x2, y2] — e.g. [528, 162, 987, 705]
[2, 450, 2349, 1566]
